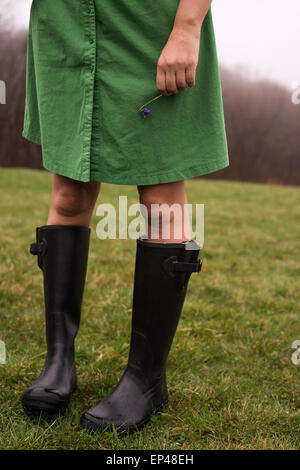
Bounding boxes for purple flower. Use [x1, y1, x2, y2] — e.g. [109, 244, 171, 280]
[137, 94, 163, 117]
[140, 107, 151, 119]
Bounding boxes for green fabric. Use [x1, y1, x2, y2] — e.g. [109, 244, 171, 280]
[22, 0, 229, 185]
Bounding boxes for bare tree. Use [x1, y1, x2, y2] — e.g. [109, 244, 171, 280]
[204, 67, 300, 185]
[0, 12, 42, 171]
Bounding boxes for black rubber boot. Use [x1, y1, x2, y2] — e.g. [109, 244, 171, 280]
[22, 225, 90, 414]
[80, 237, 202, 433]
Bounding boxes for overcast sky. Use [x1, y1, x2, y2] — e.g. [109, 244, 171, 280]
[6, 0, 300, 89]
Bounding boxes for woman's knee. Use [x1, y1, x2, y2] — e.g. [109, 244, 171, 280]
[52, 177, 100, 219]
[138, 181, 187, 212]
[138, 182, 187, 228]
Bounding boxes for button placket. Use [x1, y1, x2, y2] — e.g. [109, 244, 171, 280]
[87, 1, 96, 59]
[81, 0, 97, 181]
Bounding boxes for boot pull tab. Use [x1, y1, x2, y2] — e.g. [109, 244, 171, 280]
[163, 255, 202, 290]
[30, 239, 47, 270]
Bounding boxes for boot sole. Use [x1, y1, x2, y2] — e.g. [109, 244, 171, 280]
[22, 400, 68, 415]
[21, 388, 76, 415]
[80, 399, 168, 435]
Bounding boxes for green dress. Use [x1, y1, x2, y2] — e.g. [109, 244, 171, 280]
[22, 0, 229, 185]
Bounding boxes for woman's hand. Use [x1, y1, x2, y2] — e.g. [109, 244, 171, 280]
[156, 26, 201, 96]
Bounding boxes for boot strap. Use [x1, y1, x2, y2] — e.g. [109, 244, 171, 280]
[30, 240, 47, 270]
[163, 256, 202, 277]
[172, 260, 202, 273]
[30, 242, 44, 255]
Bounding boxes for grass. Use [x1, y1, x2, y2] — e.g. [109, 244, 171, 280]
[0, 167, 300, 450]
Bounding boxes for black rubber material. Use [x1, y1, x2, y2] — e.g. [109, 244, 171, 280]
[22, 225, 90, 415]
[80, 399, 168, 435]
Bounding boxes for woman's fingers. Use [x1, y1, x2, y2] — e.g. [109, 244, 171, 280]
[185, 64, 196, 87]
[157, 66, 178, 96]
[175, 68, 188, 91]
[156, 65, 170, 96]
[165, 68, 179, 95]
[157, 65, 194, 95]
[157, 67, 187, 96]
[157, 62, 196, 95]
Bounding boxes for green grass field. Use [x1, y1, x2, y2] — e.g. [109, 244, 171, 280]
[0, 168, 300, 450]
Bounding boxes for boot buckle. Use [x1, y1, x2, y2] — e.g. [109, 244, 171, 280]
[163, 256, 202, 277]
[172, 259, 202, 273]
[30, 242, 44, 255]
[30, 240, 47, 270]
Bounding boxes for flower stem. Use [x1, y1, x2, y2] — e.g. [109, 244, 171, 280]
[138, 94, 163, 112]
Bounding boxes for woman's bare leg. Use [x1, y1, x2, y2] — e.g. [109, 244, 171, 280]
[47, 174, 101, 227]
[138, 180, 191, 243]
